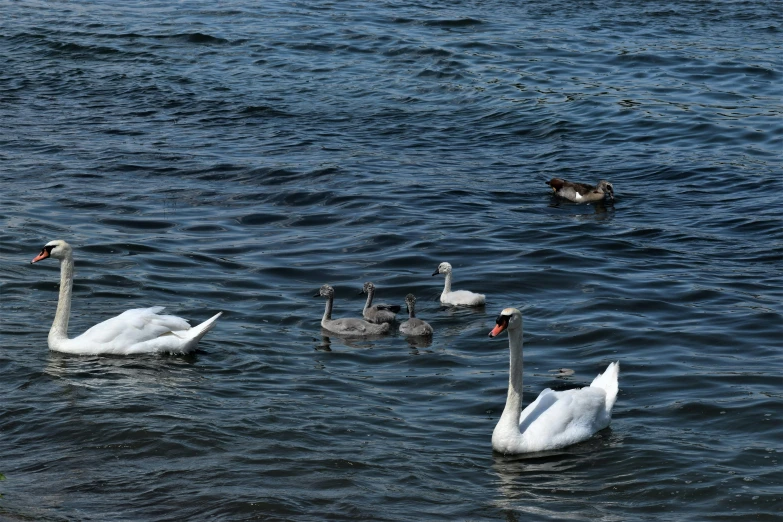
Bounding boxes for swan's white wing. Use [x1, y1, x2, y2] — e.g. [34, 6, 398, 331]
[74, 307, 191, 346]
[518, 388, 560, 433]
[519, 386, 609, 451]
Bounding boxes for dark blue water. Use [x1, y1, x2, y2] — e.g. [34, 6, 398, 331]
[1, 1, 781, 520]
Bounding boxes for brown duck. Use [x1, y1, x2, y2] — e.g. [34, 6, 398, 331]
[547, 178, 614, 203]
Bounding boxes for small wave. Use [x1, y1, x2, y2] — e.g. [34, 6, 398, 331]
[177, 32, 229, 44]
[239, 105, 293, 118]
[421, 18, 483, 27]
[97, 218, 175, 231]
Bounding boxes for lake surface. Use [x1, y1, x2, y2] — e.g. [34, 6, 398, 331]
[1, 1, 781, 520]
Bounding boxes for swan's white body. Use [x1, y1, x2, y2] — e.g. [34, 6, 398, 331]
[489, 308, 619, 454]
[432, 262, 485, 306]
[316, 284, 390, 337]
[32, 240, 221, 355]
[399, 294, 433, 337]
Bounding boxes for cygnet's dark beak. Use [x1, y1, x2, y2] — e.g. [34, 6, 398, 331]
[313, 291, 321, 298]
[431, 268, 439, 276]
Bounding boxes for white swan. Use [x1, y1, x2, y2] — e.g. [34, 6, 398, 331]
[31, 240, 222, 355]
[432, 262, 485, 306]
[488, 308, 619, 454]
[315, 284, 390, 337]
[360, 282, 400, 324]
[399, 294, 433, 337]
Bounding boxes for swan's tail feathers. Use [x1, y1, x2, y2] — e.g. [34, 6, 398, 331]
[590, 361, 620, 413]
[186, 311, 223, 342]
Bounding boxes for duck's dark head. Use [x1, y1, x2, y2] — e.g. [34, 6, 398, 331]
[598, 180, 614, 201]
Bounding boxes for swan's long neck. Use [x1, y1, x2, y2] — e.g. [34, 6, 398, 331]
[499, 326, 524, 433]
[322, 294, 334, 322]
[363, 288, 374, 313]
[50, 255, 74, 344]
[442, 272, 452, 294]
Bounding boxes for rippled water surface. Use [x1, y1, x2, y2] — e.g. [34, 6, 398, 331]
[1, 1, 782, 520]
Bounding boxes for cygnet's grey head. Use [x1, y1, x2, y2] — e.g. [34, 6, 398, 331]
[361, 282, 375, 294]
[432, 262, 452, 276]
[314, 284, 335, 298]
[405, 293, 417, 313]
[31, 240, 72, 264]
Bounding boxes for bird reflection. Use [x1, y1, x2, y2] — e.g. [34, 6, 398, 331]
[315, 335, 333, 352]
[490, 429, 617, 515]
[548, 197, 615, 219]
[316, 329, 385, 349]
[44, 351, 201, 404]
[405, 335, 433, 350]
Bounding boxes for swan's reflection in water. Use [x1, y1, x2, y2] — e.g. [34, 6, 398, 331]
[314, 336, 333, 352]
[548, 198, 616, 221]
[490, 429, 621, 519]
[316, 330, 387, 351]
[315, 330, 434, 353]
[435, 304, 489, 342]
[405, 334, 433, 350]
[44, 351, 202, 400]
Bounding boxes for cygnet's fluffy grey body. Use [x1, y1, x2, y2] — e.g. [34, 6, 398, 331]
[399, 294, 433, 337]
[315, 284, 390, 337]
[361, 282, 400, 324]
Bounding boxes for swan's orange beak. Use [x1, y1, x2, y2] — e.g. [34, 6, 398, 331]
[488, 323, 506, 337]
[489, 316, 509, 338]
[31, 249, 50, 264]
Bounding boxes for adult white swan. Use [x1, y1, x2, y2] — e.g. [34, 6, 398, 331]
[31, 240, 222, 355]
[488, 308, 619, 454]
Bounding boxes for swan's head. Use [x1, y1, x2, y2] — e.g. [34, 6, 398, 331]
[488, 308, 522, 337]
[405, 293, 416, 311]
[432, 262, 452, 276]
[361, 282, 375, 294]
[597, 180, 614, 200]
[314, 284, 335, 298]
[31, 240, 72, 264]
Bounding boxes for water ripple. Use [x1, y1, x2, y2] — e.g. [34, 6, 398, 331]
[1, 0, 782, 520]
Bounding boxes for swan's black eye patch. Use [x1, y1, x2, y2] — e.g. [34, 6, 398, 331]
[495, 314, 509, 326]
[44, 245, 55, 254]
